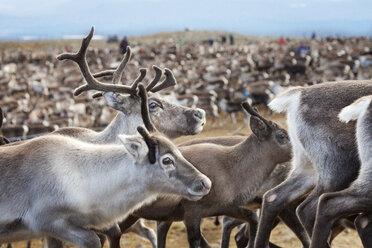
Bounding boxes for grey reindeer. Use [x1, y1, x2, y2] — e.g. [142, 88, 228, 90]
[0, 83, 211, 248]
[254, 80, 372, 248]
[54, 27, 206, 142]
[5, 26, 207, 248]
[53, 27, 206, 248]
[105, 102, 292, 248]
[310, 95, 372, 248]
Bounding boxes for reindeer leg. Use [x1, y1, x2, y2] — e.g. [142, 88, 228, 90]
[224, 206, 258, 248]
[311, 185, 372, 248]
[183, 210, 211, 248]
[355, 212, 372, 248]
[130, 220, 156, 248]
[296, 169, 359, 240]
[231, 112, 237, 126]
[328, 222, 345, 245]
[234, 224, 249, 248]
[221, 216, 244, 248]
[278, 205, 310, 248]
[104, 214, 139, 248]
[236, 217, 282, 248]
[255, 166, 315, 248]
[219, 113, 229, 127]
[38, 220, 101, 248]
[157, 221, 172, 248]
[214, 216, 220, 226]
[98, 224, 122, 248]
[43, 237, 63, 248]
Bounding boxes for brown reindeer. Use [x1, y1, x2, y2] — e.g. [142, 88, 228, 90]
[105, 102, 293, 248]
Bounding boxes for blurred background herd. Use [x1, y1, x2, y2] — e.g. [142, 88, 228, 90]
[0, 31, 371, 140]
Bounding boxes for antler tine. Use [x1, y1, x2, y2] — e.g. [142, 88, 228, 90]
[92, 92, 104, 98]
[92, 46, 132, 84]
[242, 102, 272, 129]
[92, 70, 115, 79]
[112, 46, 132, 84]
[146, 65, 163, 91]
[56, 27, 136, 96]
[137, 126, 157, 164]
[138, 84, 157, 132]
[149, 68, 177, 92]
[130, 68, 147, 91]
[91, 66, 146, 99]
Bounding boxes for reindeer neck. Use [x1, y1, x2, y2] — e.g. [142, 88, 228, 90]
[226, 135, 280, 199]
[97, 112, 142, 144]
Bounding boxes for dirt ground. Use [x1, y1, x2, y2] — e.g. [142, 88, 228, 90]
[7, 112, 363, 248]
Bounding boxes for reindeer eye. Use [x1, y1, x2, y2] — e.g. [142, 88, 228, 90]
[162, 157, 174, 165]
[276, 132, 289, 142]
[149, 102, 160, 110]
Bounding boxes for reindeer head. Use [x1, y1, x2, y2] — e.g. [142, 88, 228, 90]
[119, 84, 211, 200]
[242, 102, 292, 164]
[57, 27, 206, 139]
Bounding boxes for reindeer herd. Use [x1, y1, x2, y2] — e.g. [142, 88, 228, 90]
[0, 27, 371, 248]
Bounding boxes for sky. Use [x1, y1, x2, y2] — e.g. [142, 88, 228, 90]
[0, 0, 371, 40]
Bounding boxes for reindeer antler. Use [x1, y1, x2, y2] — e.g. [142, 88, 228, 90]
[146, 65, 163, 91]
[242, 101, 272, 130]
[138, 84, 157, 132]
[92, 46, 132, 84]
[137, 126, 157, 164]
[149, 68, 177, 93]
[137, 83, 158, 163]
[56, 27, 137, 96]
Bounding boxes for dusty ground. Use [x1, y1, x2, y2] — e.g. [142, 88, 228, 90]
[6, 113, 363, 248]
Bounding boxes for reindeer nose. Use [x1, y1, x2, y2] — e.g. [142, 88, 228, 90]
[201, 178, 211, 191]
[193, 177, 212, 193]
[193, 109, 205, 121]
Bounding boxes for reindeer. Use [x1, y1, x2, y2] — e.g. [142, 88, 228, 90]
[54, 27, 206, 142]
[178, 137, 309, 248]
[310, 95, 372, 248]
[0, 108, 10, 145]
[254, 80, 372, 248]
[104, 102, 293, 248]
[48, 27, 206, 247]
[0, 83, 211, 248]
[0, 108, 15, 248]
[4, 27, 207, 248]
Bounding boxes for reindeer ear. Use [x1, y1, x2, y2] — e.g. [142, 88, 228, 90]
[250, 116, 271, 141]
[103, 92, 120, 107]
[118, 134, 148, 159]
[103, 92, 129, 111]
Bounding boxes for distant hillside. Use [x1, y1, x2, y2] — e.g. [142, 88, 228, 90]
[129, 30, 268, 44]
[0, 30, 283, 51]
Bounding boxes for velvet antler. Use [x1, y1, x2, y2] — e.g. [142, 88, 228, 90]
[242, 101, 272, 130]
[56, 27, 137, 96]
[149, 68, 177, 92]
[138, 84, 157, 132]
[137, 126, 157, 164]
